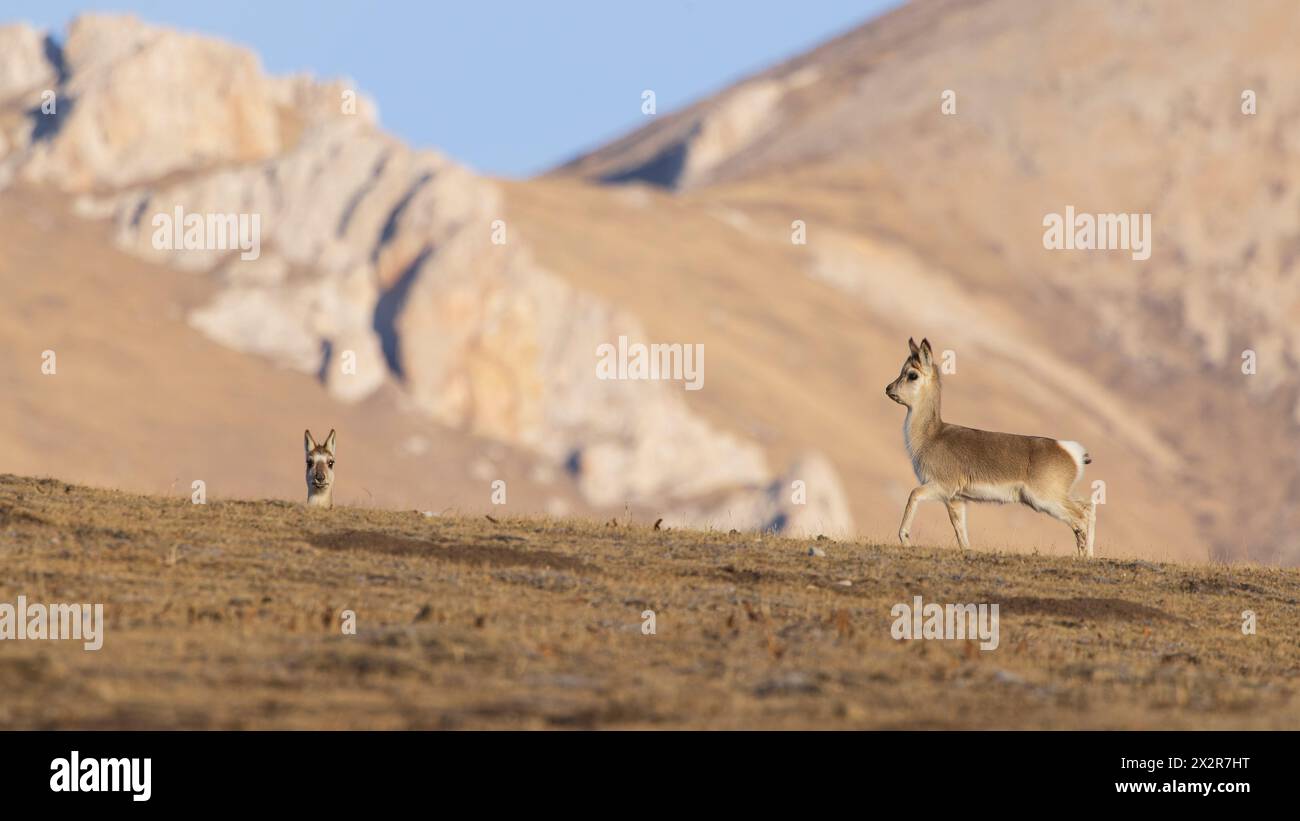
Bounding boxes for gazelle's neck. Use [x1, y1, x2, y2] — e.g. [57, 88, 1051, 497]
[906, 390, 944, 448]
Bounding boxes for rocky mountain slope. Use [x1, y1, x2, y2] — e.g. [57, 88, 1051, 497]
[3, 3, 1296, 561]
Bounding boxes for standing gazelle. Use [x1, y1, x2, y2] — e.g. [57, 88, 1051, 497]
[885, 339, 1096, 556]
[304, 429, 337, 509]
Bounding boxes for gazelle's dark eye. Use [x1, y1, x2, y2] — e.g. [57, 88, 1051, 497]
[907, 372, 919, 381]
[327, 460, 334, 468]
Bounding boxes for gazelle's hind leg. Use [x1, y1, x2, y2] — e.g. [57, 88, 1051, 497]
[1084, 499, 1096, 558]
[1021, 490, 1092, 557]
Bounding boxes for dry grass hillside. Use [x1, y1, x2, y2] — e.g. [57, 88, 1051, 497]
[2, 473, 1297, 729]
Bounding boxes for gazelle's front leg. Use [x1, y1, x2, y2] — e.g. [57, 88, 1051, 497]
[899, 483, 945, 546]
[945, 499, 970, 549]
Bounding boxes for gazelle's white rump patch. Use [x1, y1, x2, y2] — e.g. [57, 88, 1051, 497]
[1057, 440, 1090, 481]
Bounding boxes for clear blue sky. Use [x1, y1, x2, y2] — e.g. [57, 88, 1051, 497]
[7, 1, 902, 177]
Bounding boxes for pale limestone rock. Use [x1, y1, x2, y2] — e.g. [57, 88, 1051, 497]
[323, 326, 387, 402]
[215, 252, 288, 287]
[670, 452, 852, 535]
[22, 14, 286, 191]
[16, 14, 379, 192]
[188, 256, 386, 403]
[680, 79, 785, 186]
[269, 73, 379, 128]
[188, 283, 327, 373]
[0, 23, 55, 101]
[316, 265, 386, 402]
[0, 23, 55, 187]
[58, 14, 159, 77]
[664, 452, 854, 538]
[562, 67, 817, 188]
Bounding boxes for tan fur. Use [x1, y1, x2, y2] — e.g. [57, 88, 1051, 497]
[304, 429, 336, 509]
[885, 338, 1096, 556]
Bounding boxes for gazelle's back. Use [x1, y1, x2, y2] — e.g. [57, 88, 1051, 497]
[925, 424, 1081, 494]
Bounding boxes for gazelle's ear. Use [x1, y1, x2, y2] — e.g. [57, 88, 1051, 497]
[919, 338, 934, 368]
[324, 429, 336, 456]
[304, 430, 316, 453]
[908, 337, 920, 359]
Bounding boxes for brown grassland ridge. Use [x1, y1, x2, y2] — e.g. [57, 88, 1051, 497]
[1, 473, 1297, 729]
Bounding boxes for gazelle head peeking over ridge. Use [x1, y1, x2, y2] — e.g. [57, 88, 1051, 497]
[304, 429, 336, 508]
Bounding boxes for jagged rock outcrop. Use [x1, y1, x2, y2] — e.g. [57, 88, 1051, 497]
[0, 23, 54, 101]
[0, 23, 55, 185]
[19, 15, 375, 191]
